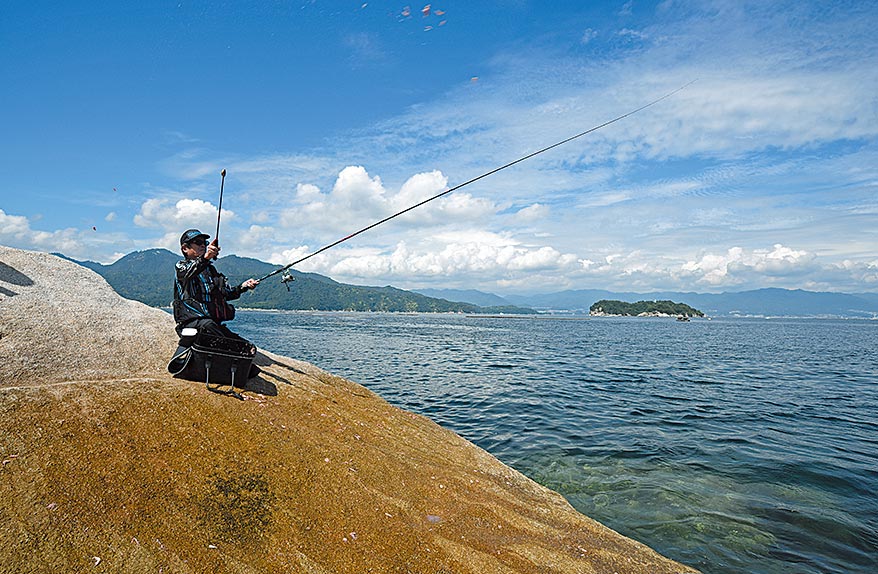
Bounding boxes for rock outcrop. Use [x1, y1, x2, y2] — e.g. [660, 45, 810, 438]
[0, 246, 697, 573]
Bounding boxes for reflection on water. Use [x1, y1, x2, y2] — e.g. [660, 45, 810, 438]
[235, 312, 878, 574]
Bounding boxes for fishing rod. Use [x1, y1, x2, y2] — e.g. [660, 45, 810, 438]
[214, 168, 227, 246]
[258, 81, 695, 284]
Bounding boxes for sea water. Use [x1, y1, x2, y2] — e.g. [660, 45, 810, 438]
[233, 311, 878, 574]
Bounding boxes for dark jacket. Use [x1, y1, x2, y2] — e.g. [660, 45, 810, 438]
[173, 256, 249, 327]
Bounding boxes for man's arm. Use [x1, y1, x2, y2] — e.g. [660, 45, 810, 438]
[176, 242, 220, 285]
[223, 278, 260, 301]
[175, 256, 211, 285]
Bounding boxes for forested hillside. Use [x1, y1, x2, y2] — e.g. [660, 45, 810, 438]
[60, 250, 537, 314]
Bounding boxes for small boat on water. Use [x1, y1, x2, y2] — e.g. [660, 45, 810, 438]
[676, 315, 690, 322]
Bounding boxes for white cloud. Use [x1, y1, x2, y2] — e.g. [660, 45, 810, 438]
[0, 209, 30, 238]
[329, 248, 392, 278]
[453, 242, 857, 294]
[332, 166, 387, 211]
[431, 192, 496, 221]
[298, 233, 582, 286]
[279, 166, 387, 235]
[236, 224, 280, 256]
[681, 244, 817, 286]
[393, 170, 447, 211]
[134, 198, 233, 233]
[296, 183, 321, 201]
[513, 203, 550, 221]
[508, 246, 578, 271]
[130, 198, 241, 254]
[0, 209, 120, 263]
[267, 245, 313, 267]
[274, 166, 498, 245]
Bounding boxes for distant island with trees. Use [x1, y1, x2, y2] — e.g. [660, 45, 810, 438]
[589, 300, 704, 317]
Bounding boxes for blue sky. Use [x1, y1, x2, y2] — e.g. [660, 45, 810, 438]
[2, 0, 876, 294]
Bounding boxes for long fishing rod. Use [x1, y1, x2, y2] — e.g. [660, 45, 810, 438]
[214, 168, 227, 246]
[258, 81, 695, 284]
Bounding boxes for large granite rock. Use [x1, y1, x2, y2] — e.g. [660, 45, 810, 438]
[0, 246, 697, 573]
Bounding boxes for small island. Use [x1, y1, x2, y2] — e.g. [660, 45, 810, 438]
[590, 299, 704, 318]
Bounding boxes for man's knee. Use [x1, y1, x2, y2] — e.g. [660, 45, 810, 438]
[178, 318, 220, 339]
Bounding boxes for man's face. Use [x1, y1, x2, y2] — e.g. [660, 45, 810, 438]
[182, 237, 207, 259]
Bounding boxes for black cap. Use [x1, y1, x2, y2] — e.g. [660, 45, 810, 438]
[180, 229, 210, 245]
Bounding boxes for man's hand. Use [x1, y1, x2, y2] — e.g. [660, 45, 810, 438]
[206, 240, 220, 260]
[242, 278, 259, 291]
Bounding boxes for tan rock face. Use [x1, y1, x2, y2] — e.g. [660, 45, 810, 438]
[0, 247, 697, 573]
[0, 246, 177, 386]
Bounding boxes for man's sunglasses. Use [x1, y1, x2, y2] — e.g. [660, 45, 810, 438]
[189, 238, 207, 246]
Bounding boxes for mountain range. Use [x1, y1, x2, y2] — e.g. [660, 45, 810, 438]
[60, 249, 878, 318]
[58, 249, 535, 314]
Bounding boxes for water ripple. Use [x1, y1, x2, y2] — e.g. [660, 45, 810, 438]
[237, 312, 878, 574]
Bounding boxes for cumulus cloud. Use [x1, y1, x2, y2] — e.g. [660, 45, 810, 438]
[393, 170, 447, 211]
[680, 244, 815, 285]
[295, 183, 321, 201]
[276, 166, 497, 240]
[471, 243, 860, 294]
[332, 166, 387, 212]
[298, 232, 581, 286]
[280, 166, 384, 229]
[134, 198, 233, 233]
[0, 209, 30, 238]
[130, 198, 239, 252]
[267, 244, 312, 267]
[834, 259, 878, 287]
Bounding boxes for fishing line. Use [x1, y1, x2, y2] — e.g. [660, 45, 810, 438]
[258, 81, 695, 283]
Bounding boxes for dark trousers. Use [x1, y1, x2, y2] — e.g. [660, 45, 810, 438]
[177, 318, 254, 350]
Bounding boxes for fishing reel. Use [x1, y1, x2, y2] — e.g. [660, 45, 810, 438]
[280, 271, 295, 291]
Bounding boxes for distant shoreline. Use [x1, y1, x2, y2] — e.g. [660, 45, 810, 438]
[161, 306, 878, 320]
[466, 314, 590, 321]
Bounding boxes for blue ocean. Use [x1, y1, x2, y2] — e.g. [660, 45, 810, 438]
[233, 311, 878, 574]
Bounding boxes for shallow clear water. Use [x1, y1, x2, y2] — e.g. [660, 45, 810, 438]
[234, 311, 878, 574]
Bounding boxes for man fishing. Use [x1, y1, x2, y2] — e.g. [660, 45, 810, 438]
[173, 229, 260, 355]
[168, 169, 263, 392]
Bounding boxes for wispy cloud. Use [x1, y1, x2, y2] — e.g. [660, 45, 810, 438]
[344, 32, 387, 66]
